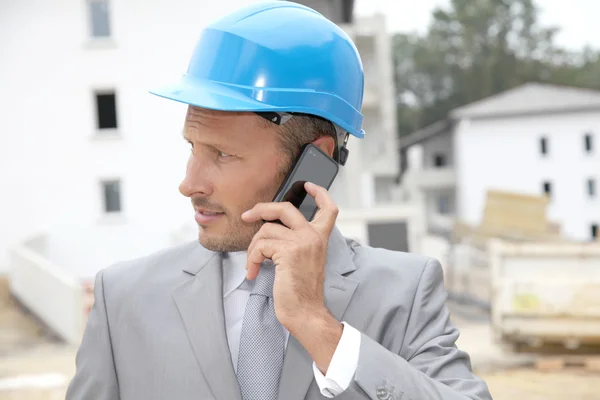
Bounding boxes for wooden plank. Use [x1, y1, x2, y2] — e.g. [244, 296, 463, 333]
[535, 356, 600, 372]
[585, 357, 600, 371]
[535, 357, 565, 372]
[481, 190, 551, 235]
[451, 190, 563, 244]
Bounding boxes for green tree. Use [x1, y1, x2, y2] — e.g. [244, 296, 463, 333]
[393, 0, 599, 136]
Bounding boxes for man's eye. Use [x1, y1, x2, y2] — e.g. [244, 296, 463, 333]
[218, 151, 231, 158]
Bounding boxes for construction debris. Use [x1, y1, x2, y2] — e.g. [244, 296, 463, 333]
[452, 190, 565, 247]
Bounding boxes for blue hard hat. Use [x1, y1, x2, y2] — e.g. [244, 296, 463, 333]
[149, 1, 365, 139]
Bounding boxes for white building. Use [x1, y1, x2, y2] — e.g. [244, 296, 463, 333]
[0, 0, 406, 279]
[2, 0, 421, 344]
[399, 83, 600, 241]
[292, 1, 399, 209]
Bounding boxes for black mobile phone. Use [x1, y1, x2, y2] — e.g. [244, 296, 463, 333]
[271, 143, 339, 222]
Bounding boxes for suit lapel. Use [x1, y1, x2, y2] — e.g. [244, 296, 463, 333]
[172, 248, 242, 400]
[278, 227, 360, 400]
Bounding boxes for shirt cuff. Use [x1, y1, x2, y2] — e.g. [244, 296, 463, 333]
[312, 322, 361, 398]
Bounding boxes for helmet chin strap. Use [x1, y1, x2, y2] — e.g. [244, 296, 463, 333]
[255, 111, 294, 126]
[255, 112, 350, 166]
[337, 128, 350, 166]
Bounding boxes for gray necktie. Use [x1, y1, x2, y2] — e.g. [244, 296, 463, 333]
[236, 261, 286, 400]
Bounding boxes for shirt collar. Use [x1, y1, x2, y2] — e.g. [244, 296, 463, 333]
[222, 251, 250, 298]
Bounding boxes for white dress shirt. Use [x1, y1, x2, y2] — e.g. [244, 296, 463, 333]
[222, 251, 361, 398]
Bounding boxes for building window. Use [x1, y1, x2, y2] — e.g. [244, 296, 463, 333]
[437, 193, 452, 215]
[584, 133, 593, 153]
[542, 181, 552, 197]
[374, 176, 395, 204]
[588, 178, 596, 198]
[88, 0, 111, 38]
[341, 0, 354, 23]
[95, 91, 118, 130]
[592, 224, 598, 240]
[101, 180, 122, 213]
[540, 136, 548, 156]
[433, 153, 447, 168]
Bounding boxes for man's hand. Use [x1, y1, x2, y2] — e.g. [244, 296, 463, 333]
[241, 181, 343, 373]
[241, 181, 337, 325]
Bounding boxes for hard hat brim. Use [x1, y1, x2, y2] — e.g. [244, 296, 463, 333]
[149, 75, 269, 112]
[149, 74, 365, 138]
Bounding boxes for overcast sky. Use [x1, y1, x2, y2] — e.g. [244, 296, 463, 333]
[355, 0, 600, 51]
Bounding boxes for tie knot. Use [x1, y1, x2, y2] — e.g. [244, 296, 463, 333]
[251, 260, 275, 297]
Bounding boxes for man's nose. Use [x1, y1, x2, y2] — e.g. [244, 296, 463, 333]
[179, 154, 213, 198]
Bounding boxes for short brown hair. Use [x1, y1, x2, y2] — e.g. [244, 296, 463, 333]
[263, 114, 338, 166]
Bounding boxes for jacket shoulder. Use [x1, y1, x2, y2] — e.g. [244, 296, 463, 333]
[347, 238, 442, 289]
[99, 240, 208, 293]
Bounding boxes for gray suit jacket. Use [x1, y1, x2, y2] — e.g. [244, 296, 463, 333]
[66, 227, 492, 400]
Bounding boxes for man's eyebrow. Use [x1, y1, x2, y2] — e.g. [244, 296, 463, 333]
[181, 133, 243, 154]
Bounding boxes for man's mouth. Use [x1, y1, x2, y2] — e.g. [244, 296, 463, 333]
[197, 209, 224, 216]
[194, 208, 225, 225]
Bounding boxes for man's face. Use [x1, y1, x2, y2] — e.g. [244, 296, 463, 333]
[179, 106, 288, 252]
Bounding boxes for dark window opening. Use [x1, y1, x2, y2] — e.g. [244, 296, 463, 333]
[341, 0, 354, 23]
[543, 181, 552, 197]
[367, 221, 408, 252]
[433, 153, 447, 168]
[437, 194, 452, 215]
[585, 133, 593, 153]
[102, 180, 121, 213]
[588, 179, 596, 198]
[95, 92, 118, 130]
[592, 224, 598, 239]
[89, 0, 111, 38]
[540, 136, 548, 155]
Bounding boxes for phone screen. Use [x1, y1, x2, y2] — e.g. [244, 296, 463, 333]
[272, 144, 339, 222]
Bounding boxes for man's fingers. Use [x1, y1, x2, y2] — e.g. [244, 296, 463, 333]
[246, 239, 281, 280]
[242, 202, 308, 230]
[247, 222, 292, 258]
[304, 182, 339, 235]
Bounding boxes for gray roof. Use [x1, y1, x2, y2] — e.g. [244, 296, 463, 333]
[450, 82, 600, 119]
[398, 120, 452, 150]
[399, 82, 600, 150]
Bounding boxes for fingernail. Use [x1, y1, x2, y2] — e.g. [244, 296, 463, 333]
[241, 210, 251, 218]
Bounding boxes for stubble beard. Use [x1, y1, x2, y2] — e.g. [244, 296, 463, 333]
[198, 157, 291, 253]
[198, 217, 263, 253]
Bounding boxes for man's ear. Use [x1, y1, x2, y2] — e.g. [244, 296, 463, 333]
[311, 136, 336, 158]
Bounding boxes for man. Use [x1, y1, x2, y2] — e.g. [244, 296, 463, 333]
[67, 2, 492, 400]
